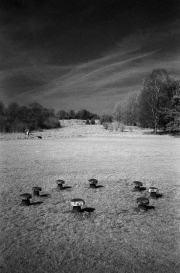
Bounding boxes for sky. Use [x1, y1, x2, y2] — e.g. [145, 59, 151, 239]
[0, 0, 180, 114]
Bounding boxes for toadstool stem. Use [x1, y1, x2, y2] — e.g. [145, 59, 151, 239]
[90, 183, 96, 188]
[150, 192, 157, 198]
[21, 199, 30, 206]
[72, 206, 82, 212]
[33, 190, 40, 196]
[57, 184, 63, 190]
[138, 204, 148, 211]
[133, 186, 141, 191]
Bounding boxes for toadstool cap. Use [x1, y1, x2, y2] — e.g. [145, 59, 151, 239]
[88, 179, 98, 184]
[32, 186, 42, 191]
[70, 198, 85, 206]
[133, 181, 143, 187]
[149, 186, 158, 193]
[20, 193, 32, 199]
[136, 197, 149, 206]
[56, 180, 65, 185]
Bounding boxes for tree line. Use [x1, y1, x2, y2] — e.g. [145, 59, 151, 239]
[1, 69, 179, 134]
[0, 102, 100, 133]
[113, 69, 180, 134]
[56, 109, 99, 120]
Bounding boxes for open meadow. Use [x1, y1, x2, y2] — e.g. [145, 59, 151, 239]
[0, 123, 180, 273]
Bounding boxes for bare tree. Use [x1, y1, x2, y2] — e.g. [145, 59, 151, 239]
[123, 92, 139, 125]
[113, 102, 123, 123]
[138, 69, 174, 133]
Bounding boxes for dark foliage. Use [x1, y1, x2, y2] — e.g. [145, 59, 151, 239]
[56, 110, 70, 120]
[100, 113, 113, 124]
[0, 102, 100, 133]
[75, 109, 91, 120]
[68, 110, 76, 119]
[90, 118, 96, 125]
[165, 95, 180, 134]
[55, 108, 99, 120]
[138, 69, 180, 133]
[0, 101, 60, 133]
[86, 119, 90, 125]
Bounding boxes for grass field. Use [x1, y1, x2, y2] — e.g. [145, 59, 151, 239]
[0, 124, 180, 273]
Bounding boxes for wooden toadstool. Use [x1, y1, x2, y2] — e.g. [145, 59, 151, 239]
[20, 193, 32, 206]
[133, 181, 143, 191]
[56, 180, 65, 190]
[149, 187, 159, 198]
[70, 198, 85, 212]
[136, 197, 149, 210]
[32, 186, 42, 196]
[88, 178, 98, 188]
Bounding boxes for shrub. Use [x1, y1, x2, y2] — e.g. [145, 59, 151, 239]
[56, 110, 69, 120]
[90, 118, 95, 125]
[86, 119, 90, 125]
[76, 109, 91, 120]
[100, 114, 113, 124]
[113, 121, 126, 132]
[119, 123, 126, 132]
[128, 126, 133, 132]
[114, 121, 120, 131]
[103, 122, 109, 130]
[108, 124, 113, 132]
[42, 117, 61, 129]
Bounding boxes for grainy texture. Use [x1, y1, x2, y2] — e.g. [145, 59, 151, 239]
[0, 124, 180, 273]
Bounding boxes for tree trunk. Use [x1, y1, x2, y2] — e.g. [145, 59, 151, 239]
[154, 121, 157, 134]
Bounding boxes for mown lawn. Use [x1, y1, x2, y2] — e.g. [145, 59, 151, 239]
[0, 131, 180, 272]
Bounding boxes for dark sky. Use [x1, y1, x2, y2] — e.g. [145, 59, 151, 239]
[1, 0, 180, 114]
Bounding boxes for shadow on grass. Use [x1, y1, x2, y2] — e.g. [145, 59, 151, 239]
[40, 193, 51, 198]
[89, 185, 104, 189]
[81, 207, 95, 213]
[132, 187, 146, 192]
[156, 193, 163, 198]
[146, 205, 155, 210]
[95, 185, 104, 189]
[30, 201, 43, 206]
[62, 207, 96, 214]
[56, 186, 72, 191]
[150, 193, 163, 199]
[134, 205, 155, 213]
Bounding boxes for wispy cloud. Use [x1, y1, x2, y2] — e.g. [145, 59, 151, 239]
[1, 19, 180, 113]
[29, 48, 169, 101]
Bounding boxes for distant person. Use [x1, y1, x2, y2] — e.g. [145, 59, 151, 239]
[25, 129, 29, 138]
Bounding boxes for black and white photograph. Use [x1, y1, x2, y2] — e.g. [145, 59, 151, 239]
[0, 0, 180, 272]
